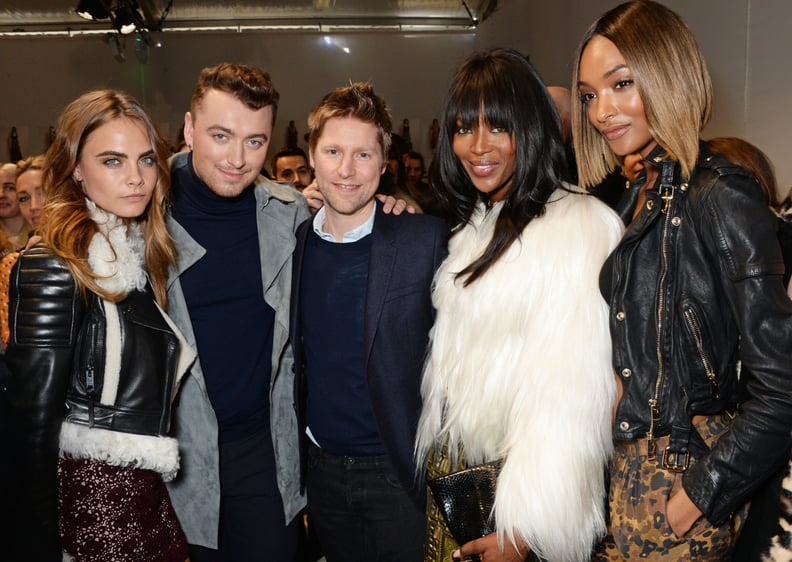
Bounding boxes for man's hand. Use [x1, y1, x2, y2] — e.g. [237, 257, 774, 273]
[301, 181, 324, 215]
[455, 531, 528, 562]
[375, 194, 415, 215]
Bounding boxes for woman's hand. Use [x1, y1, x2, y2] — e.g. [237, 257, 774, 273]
[666, 487, 703, 538]
[455, 531, 528, 562]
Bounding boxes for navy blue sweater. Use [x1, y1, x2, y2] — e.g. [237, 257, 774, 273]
[171, 156, 275, 443]
[300, 231, 385, 455]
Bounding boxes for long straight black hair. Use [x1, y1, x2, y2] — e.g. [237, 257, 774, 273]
[430, 48, 569, 285]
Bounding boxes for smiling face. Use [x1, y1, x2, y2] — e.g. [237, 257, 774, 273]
[184, 88, 273, 198]
[452, 115, 516, 202]
[310, 116, 385, 240]
[73, 117, 157, 219]
[577, 35, 656, 158]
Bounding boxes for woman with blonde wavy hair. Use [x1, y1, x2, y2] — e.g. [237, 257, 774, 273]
[5, 89, 194, 562]
[573, 1, 792, 559]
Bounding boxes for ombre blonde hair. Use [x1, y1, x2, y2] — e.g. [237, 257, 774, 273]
[42, 89, 175, 307]
[572, 0, 712, 188]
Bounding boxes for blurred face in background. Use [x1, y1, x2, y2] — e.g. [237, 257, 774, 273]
[0, 167, 21, 220]
[275, 154, 312, 190]
[404, 156, 424, 184]
[16, 169, 44, 230]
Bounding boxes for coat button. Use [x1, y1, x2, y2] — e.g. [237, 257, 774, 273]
[647, 200, 654, 210]
[680, 183, 689, 191]
[671, 216, 681, 227]
[621, 368, 632, 378]
[616, 311, 625, 321]
[619, 421, 630, 431]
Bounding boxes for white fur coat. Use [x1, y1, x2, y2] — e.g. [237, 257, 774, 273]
[416, 187, 624, 562]
[58, 202, 195, 481]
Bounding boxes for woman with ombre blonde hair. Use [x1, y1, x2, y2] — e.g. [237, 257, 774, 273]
[573, 2, 792, 559]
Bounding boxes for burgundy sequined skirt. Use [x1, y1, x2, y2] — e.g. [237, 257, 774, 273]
[58, 457, 189, 562]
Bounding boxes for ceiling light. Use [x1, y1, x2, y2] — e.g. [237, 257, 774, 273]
[76, 0, 110, 21]
[113, 5, 139, 35]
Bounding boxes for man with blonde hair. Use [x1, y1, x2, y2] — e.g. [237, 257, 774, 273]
[291, 82, 447, 560]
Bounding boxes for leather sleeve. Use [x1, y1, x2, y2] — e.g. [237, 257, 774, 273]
[5, 244, 83, 560]
[682, 171, 792, 525]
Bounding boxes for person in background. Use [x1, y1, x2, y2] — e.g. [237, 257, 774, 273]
[272, 146, 313, 191]
[404, 150, 427, 186]
[5, 88, 194, 562]
[403, 150, 442, 216]
[574, 2, 792, 559]
[291, 81, 447, 562]
[14, 156, 45, 239]
[415, 48, 623, 562]
[165, 62, 310, 561]
[0, 163, 29, 251]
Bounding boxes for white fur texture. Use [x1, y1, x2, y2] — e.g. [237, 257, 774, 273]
[763, 461, 792, 561]
[100, 300, 122, 404]
[416, 187, 623, 562]
[86, 199, 147, 294]
[59, 201, 197, 480]
[60, 422, 180, 481]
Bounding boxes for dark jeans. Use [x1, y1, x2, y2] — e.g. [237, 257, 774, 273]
[190, 428, 299, 562]
[306, 442, 425, 562]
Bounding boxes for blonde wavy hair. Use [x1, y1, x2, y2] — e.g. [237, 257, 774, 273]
[572, 0, 712, 188]
[42, 89, 175, 307]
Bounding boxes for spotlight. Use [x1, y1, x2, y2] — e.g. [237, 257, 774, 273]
[76, 0, 110, 21]
[113, 5, 139, 35]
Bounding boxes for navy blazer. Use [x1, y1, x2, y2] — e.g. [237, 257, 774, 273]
[290, 202, 447, 505]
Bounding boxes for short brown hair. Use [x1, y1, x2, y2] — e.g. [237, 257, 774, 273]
[190, 62, 280, 123]
[572, 0, 712, 187]
[307, 82, 392, 160]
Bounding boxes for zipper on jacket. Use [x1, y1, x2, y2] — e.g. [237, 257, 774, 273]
[683, 305, 719, 399]
[647, 173, 675, 461]
[85, 321, 97, 427]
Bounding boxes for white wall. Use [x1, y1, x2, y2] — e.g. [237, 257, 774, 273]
[1, 0, 790, 195]
[0, 31, 474, 169]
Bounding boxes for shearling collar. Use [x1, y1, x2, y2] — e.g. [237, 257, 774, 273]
[86, 199, 147, 294]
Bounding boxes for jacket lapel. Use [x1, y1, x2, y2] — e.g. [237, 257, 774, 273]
[364, 204, 397, 369]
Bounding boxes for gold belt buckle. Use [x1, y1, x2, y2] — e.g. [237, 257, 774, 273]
[662, 447, 690, 472]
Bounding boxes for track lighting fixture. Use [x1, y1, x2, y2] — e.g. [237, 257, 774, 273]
[76, 0, 110, 21]
[112, 4, 139, 35]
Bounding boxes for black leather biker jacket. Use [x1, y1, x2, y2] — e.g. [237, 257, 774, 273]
[5, 244, 184, 560]
[602, 144, 792, 526]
